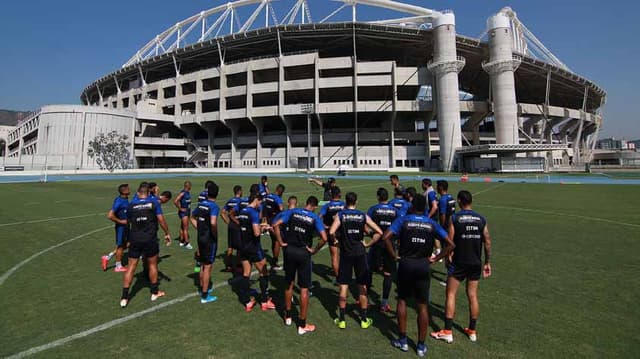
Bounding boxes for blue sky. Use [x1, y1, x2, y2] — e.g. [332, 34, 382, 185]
[0, 0, 638, 139]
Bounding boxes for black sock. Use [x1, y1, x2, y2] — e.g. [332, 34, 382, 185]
[361, 308, 368, 322]
[339, 307, 346, 321]
[285, 310, 291, 318]
[259, 276, 269, 302]
[121, 287, 129, 300]
[469, 318, 477, 330]
[201, 290, 208, 299]
[299, 318, 306, 328]
[445, 317, 453, 330]
[150, 282, 159, 295]
[382, 275, 392, 301]
[241, 276, 251, 304]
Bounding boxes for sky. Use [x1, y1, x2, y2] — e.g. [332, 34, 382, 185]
[0, 0, 638, 139]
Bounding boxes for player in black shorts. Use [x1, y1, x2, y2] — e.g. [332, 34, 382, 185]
[382, 194, 449, 356]
[221, 185, 244, 272]
[365, 187, 399, 313]
[262, 184, 285, 271]
[431, 190, 492, 344]
[119, 182, 171, 308]
[329, 192, 383, 330]
[272, 196, 327, 335]
[237, 193, 274, 312]
[190, 182, 220, 304]
[319, 187, 344, 281]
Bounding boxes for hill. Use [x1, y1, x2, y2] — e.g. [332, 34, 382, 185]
[0, 109, 29, 126]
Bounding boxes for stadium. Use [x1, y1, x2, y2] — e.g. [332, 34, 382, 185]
[6, 0, 605, 173]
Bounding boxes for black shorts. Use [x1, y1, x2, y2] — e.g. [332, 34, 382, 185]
[448, 263, 481, 281]
[227, 227, 241, 250]
[198, 240, 218, 265]
[338, 255, 369, 285]
[128, 241, 159, 259]
[283, 247, 312, 289]
[238, 247, 266, 263]
[397, 258, 431, 303]
[367, 242, 397, 275]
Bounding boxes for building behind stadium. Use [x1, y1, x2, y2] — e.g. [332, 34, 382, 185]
[2, 0, 606, 173]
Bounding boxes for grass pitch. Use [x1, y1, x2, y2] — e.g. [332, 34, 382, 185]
[0, 175, 639, 358]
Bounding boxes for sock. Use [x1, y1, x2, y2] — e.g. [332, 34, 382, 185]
[299, 318, 306, 328]
[339, 307, 346, 321]
[399, 332, 407, 340]
[445, 317, 453, 331]
[360, 308, 368, 322]
[150, 282, 159, 295]
[201, 290, 208, 299]
[469, 318, 477, 330]
[259, 276, 269, 303]
[241, 276, 251, 304]
[107, 252, 115, 260]
[418, 341, 425, 347]
[115, 261, 122, 268]
[382, 276, 392, 302]
[121, 287, 129, 300]
[285, 310, 291, 318]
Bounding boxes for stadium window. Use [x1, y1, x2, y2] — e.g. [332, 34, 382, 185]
[112, 101, 117, 108]
[411, 160, 417, 167]
[418, 160, 425, 167]
[122, 98, 129, 108]
[404, 160, 409, 167]
[163, 86, 176, 98]
[378, 159, 382, 165]
[147, 90, 158, 100]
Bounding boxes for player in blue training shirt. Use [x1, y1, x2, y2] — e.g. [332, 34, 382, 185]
[366, 187, 399, 312]
[103, 184, 130, 272]
[262, 184, 285, 271]
[431, 190, 492, 344]
[329, 192, 383, 330]
[437, 180, 456, 230]
[381, 194, 449, 357]
[237, 193, 274, 312]
[319, 186, 345, 281]
[258, 175, 270, 197]
[119, 182, 171, 308]
[190, 182, 220, 304]
[220, 185, 243, 272]
[389, 187, 411, 216]
[272, 196, 328, 335]
[174, 181, 193, 249]
[198, 180, 215, 203]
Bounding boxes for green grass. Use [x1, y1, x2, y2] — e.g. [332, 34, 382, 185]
[1, 176, 639, 358]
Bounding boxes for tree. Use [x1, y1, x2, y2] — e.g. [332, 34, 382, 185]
[87, 131, 131, 171]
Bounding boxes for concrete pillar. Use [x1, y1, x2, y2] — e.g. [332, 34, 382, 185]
[204, 124, 215, 168]
[428, 12, 465, 172]
[317, 115, 324, 168]
[223, 120, 238, 168]
[389, 112, 396, 168]
[282, 116, 292, 168]
[484, 13, 521, 145]
[252, 118, 263, 169]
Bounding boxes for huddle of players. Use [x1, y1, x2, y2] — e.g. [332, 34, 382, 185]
[105, 175, 492, 356]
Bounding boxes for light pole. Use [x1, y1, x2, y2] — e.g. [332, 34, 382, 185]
[301, 103, 314, 171]
[43, 124, 51, 182]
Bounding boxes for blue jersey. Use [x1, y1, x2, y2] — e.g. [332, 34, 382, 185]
[389, 198, 411, 217]
[238, 206, 261, 253]
[262, 193, 283, 220]
[258, 183, 269, 197]
[224, 197, 242, 212]
[427, 190, 438, 217]
[198, 190, 208, 203]
[234, 197, 250, 214]
[111, 196, 129, 228]
[367, 203, 398, 231]
[127, 196, 162, 243]
[451, 210, 487, 266]
[277, 208, 325, 248]
[179, 190, 191, 210]
[337, 209, 367, 256]
[320, 200, 345, 228]
[388, 214, 448, 259]
[132, 193, 163, 214]
[193, 199, 220, 242]
[438, 193, 456, 228]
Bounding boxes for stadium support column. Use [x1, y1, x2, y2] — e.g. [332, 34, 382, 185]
[352, 25, 359, 168]
[390, 61, 397, 168]
[204, 124, 215, 168]
[483, 13, 521, 145]
[428, 12, 465, 172]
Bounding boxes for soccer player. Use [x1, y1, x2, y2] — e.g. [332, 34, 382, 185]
[237, 193, 275, 312]
[366, 188, 399, 312]
[329, 192, 383, 330]
[198, 180, 215, 202]
[389, 187, 411, 217]
[437, 180, 456, 230]
[389, 174, 405, 195]
[431, 190, 492, 344]
[262, 184, 285, 271]
[422, 178, 439, 219]
[174, 181, 193, 249]
[190, 182, 220, 304]
[319, 186, 345, 281]
[221, 185, 243, 272]
[103, 184, 130, 272]
[308, 177, 336, 202]
[382, 194, 449, 357]
[119, 182, 171, 308]
[258, 176, 270, 196]
[272, 196, 328, 335]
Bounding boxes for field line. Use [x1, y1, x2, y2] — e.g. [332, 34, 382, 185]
[0, 226, 112, 287]
[5, 247, 327, 359]
[476, 204, 640, 229]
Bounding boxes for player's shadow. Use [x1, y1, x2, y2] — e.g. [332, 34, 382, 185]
[311, 263, 335, 284]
